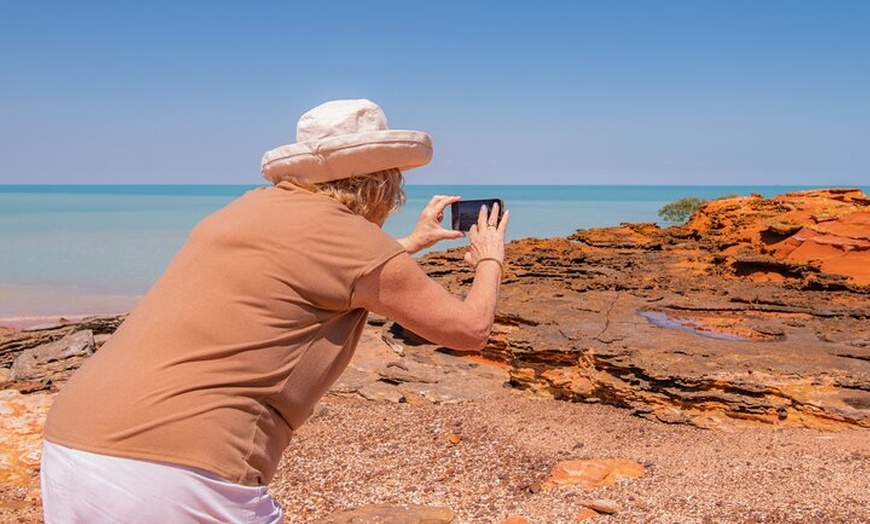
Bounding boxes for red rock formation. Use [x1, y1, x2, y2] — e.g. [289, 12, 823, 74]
[410, 189, 870, 430]
[684, 188, 870, 285]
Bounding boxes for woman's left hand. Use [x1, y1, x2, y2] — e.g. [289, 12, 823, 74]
[398, 195, 466, 254]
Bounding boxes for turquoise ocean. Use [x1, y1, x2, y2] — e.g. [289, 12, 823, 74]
[1, 184, 864, 322]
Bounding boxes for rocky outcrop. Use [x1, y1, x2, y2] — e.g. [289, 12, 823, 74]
[0, 316, 125, 504]
[410, 189, 869, 430]
[683, 188, 870, 286]
[0, 316, 124, 393]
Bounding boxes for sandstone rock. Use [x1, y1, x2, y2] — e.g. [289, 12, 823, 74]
[408, 189, 870, 430]
[10, 330, 94, 391]
[0, 389, 53, 492]
[500, 516, 531, 524]
[580, 498, 622, 514]
[683, 188, 870, 286]
[314, 503, 454, 523]
[358, 381, 407, 403]
[330, 365, 379, 395]
[543, 459, 646, 490]
[332, 325, 510, 405]
[0, 314, 124, 390]
[773, 210, 870, 285]
[379, 359, 444, 384]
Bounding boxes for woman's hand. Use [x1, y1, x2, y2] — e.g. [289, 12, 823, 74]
[463, 201, 509, 269]
[353, 200, 510, 352]
[397, 195, 466, 254]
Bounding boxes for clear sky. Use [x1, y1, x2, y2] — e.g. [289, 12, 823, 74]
[1, 1, 867, 186]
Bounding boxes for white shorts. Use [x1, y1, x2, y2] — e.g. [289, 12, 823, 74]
[40, 440, 284, 524]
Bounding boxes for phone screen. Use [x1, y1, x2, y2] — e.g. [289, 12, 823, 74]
[450, 198, 504, 231]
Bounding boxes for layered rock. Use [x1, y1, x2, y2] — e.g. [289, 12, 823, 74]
[684, 188, 870, 286]
[411, 189, 869, 430]
[0, 316, 124, 393]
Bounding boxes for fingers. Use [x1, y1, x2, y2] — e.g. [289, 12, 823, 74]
[475, 201, 505, 232]
[432, 195, 462, 206]
[405, 195, 468, 253]
[497, 209, 510, 233]
[476, 202, 489, 231]
[487, 201, 500, 228]
[420, 195, 462, 228]
[425, 195, 461, 215]
[466, 201, 508, 268]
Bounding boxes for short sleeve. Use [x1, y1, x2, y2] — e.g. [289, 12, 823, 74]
[265, 188, 405, 311]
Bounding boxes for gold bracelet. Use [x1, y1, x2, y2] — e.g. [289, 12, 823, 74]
[475, 257, 504, 273]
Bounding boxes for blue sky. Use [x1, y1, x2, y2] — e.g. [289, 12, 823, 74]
[1, 1, 867, 185]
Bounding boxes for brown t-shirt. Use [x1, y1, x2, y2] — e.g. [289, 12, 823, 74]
[44, 183, 404, 485]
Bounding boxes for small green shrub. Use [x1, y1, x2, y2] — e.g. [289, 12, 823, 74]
[658, 197, 707, 224]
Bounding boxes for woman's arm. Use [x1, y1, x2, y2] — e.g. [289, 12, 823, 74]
[353, 202, 508, 351]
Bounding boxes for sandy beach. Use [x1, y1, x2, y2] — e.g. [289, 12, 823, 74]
[4, 384, 868, 524]
[273, 388, 870, 523]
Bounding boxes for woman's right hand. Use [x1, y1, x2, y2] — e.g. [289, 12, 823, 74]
[463, 201, 509, 269]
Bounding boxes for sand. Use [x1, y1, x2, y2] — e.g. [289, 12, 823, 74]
[268, 390, 870, 524]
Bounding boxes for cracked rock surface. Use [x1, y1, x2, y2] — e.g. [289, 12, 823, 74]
[412, 188, 870, 430]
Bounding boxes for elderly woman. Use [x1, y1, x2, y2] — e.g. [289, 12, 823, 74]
[40, 99, 508, 523]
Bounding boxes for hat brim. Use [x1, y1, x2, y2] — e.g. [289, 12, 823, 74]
[261, 130, 432, 184]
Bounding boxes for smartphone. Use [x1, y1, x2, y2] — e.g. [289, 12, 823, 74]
[450, 198, 505, 232]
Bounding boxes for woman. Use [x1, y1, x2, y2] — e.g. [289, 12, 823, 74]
[40, 99, 508, 523]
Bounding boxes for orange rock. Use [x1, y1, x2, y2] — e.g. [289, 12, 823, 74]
[446, 433, 461, 445]
[772, 210, 870, 285]
[500, 516, 531, 524]
[540, 368, 595, 397]
[684, 188, 870, 285]
[543, 458, 645, 490]
[580, 498, 621, 514]
[0, 389, 54, 491]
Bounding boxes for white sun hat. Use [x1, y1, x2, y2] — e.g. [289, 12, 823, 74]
[260, 99, 433, 184]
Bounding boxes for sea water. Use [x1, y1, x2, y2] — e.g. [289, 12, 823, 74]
[0, 184, 861, 320]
